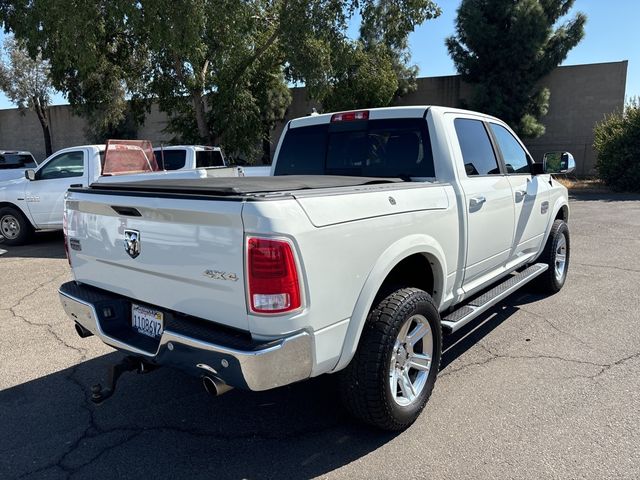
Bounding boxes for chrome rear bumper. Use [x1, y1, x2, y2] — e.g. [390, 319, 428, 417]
[59, 282, 313, 391]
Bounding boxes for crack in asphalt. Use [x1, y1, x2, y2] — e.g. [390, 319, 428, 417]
[5, 272, 87, 358]
[440, 341, 640, 381]
[572, 262, 640, 274]
[3, 269, 345, 479]
[517, 306, 597, 351]
[18, 409, 344, 479]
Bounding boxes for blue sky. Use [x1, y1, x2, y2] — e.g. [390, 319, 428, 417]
[0, 0, 636, 109]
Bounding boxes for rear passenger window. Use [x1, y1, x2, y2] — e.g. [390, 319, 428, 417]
[489, 123, 530, 174]
[454, 119, 500, 176]
[154, 150, 186, 170]
[196, 150, 225, 168]
[275, 124, 330, 175]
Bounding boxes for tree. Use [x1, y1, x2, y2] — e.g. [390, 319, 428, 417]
[0, 36, 56, 156]
[305, 2, 441, 112]
[1, 0, 441, 159]
[0, 1, 149, 147]
[593, 98, 640, 192]
[446, 0, 586, 138]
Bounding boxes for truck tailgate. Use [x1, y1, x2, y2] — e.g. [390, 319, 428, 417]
[65, 191, 249, 331]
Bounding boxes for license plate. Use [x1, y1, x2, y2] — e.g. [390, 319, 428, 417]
[131, 304, 164, 338]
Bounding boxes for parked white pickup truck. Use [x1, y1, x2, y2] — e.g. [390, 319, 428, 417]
[0, 150, 38, 182]
[59, 106, 574, 430]
[0, 144, 238, 245]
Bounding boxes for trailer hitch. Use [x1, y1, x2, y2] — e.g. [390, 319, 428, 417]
[91, 355, 158, 404]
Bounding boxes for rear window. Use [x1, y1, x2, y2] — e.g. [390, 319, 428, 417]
[0, 153, 37, 169]
[196, 150, 224, 168]
[154, 150, 187, 170]
[274, 119, 434, 178]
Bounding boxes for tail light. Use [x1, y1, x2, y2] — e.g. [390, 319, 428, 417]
[62, 208, 71, 267]
[247, 237, 301, 314]
[330, 110, 369, 122]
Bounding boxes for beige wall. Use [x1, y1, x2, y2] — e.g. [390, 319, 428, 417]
[0, 61, 627, 175]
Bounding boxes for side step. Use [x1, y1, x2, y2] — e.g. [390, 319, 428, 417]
[441, 263, 548, 334]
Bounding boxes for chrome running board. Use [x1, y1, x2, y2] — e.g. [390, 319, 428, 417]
[442, 263, 548, 333]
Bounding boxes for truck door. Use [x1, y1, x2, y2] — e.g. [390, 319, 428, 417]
[487, 122, 551, 262]
[25, 149, 87, 228]
[450, 117, 515, 287]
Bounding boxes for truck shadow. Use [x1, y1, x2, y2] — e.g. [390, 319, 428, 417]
[0, 352, 397, 479]
[0, 231, 65, 259]
[1, 294, 537, 479]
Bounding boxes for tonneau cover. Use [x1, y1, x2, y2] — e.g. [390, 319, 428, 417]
[88, 174, 402, 195]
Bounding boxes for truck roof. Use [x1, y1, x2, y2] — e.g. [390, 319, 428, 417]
[0, 150, 33, 155]
[153, 145, 222, 151]
[289, 105, 502, 129]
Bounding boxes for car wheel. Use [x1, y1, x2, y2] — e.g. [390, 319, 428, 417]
[0, 207, 33, 246]
[533, 219, 570, 294]
[339, 287, 442, 431]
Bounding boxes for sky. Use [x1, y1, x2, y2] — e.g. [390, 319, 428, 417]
[0, 0, 637, 109]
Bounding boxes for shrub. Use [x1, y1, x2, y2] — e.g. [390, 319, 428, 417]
[593, 98, 640, 192]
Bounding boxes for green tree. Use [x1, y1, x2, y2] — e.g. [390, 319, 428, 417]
[2, 0, 440, 158]
[593, 98, 640, 192]
[0, 36, 56, 156]
[0, 1, 149, 145]
[309, 2, 441, 112]
[446, 0, 586, 138]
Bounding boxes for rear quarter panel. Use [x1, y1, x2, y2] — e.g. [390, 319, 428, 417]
[242, 183, 459, 374]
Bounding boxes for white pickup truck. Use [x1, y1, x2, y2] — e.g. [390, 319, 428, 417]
[0, 144, 237, 245]
[0, 150, 38, 182]
[59, 106, 574, 430]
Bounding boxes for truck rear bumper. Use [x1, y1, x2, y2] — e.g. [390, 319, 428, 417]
[58, 281, 313, 391]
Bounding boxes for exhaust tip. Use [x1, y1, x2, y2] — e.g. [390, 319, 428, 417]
[74, 323, 93, 338]
[202, 375, 233, 397]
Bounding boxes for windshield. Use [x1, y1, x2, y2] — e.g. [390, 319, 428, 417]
[274, 118, 434, 178]
[0, 153, 37, 169]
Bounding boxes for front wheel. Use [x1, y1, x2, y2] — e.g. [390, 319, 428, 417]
[0, 207, 33, 246]
[533, 219, 570, 294]
[338, 287, 442, 431]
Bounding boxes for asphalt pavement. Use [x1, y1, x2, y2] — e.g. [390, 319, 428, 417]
[1, 193, 639, 479]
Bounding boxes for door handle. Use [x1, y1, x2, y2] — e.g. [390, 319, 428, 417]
[469, 196, 486, 208]
[515, 189, 527, 201]
[70, 184, 82, 188]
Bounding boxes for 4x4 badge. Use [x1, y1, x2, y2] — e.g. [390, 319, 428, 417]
[124, 229, 141, 259]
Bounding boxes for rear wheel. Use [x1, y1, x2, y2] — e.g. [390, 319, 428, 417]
[533, 219, 570, 294]
[339, 287, 442, 431]
[0, 207, 33, 246]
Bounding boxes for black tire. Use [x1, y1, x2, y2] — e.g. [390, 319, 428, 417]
[338, 287, 442, 431]
[532, 219, 570, 294]
[0, 206, 34, 246]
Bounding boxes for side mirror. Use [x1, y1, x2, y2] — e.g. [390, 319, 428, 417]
[25, 169, 36, 181]
[542, 151, 575, 175]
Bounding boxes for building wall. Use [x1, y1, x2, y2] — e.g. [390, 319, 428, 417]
[522, 61, 628, 176]
[0, 61, 627, 175]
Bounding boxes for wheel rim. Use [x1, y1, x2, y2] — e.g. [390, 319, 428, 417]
[0, 214, 20, 240]
[389, 314, 433, 407]
[554, 233, 567, 281]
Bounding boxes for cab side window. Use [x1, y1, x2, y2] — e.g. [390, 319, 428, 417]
[489, 123, 530, 174]
[36, 151, 84, 180]
[196, 150, 224, 168]
[454, 118, 500, 176]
